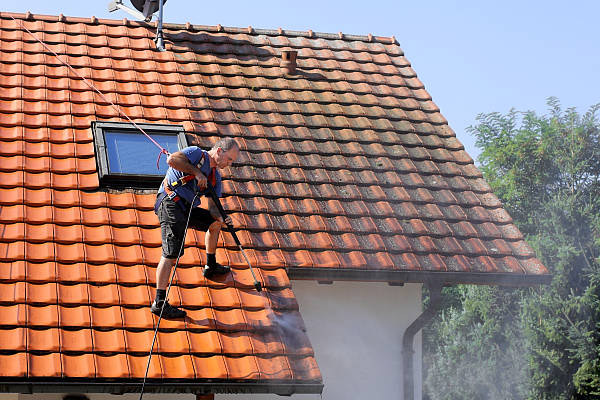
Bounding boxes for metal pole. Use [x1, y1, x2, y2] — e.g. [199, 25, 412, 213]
[155, 0, 165, 51]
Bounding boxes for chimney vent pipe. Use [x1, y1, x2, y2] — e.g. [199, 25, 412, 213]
[281, 49, 298, 75]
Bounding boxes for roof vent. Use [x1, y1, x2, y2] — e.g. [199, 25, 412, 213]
[281, 49, 298, 75]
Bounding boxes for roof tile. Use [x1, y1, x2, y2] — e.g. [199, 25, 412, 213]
[0, 304, 27, 327]
[219, 331, 253, 356]
[29, 353, 62, 377]
[56, 263, 87, 283]
[58, 305, 90, 328]
[90, 305, 122, 328]
[225, 355, 260, 379]
[0, 188, 25, 206]
[57, 283, 89, 305]
[192, 355, 228, 379]
[55, 242, 85, 263]
[0, 241, 25, 261]
[118, 285, 150, 307]
[115, 264, 147, 285]
[0, 260, 26, 282]
[121, 330, 154, 355]
[508, 240, 536, 258]
[61, 328, 93, 352]
[0, 281, 24, 304]
[257, 356, 293, 380]
[161, 355, 196, 379]
[289, 356, 321, 381]
[95, 354, 129, 378]
[62, 354, 96, 378]
[417, 254, 447, 271]
[0, 327, 26, 351]
[157, 330, 191, 354]
[308, 250, 341, 267]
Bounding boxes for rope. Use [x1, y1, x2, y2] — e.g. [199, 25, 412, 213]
[139, 192, 199, 400]
[9, 14, 260, 395]
[9, 15, 190, 396]
[10, 15, 170, 167]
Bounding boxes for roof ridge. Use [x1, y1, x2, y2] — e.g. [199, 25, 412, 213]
[1, 11, 399, 45]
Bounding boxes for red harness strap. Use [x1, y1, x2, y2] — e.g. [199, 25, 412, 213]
[164, 152, 217, 204]
[203, 153, 218, 188]
[162, 178, 182, 202]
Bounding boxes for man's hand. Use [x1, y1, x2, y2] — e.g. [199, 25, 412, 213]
[207, 197, 232, 227]
[195, 173, 207, 190]
[216, 215, 233, 228]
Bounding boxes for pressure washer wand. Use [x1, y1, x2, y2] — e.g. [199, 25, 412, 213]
[171, 175, 263, 292]
[205, 181, 263, 293]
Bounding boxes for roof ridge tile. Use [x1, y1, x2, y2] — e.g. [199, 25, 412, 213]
[4, 12, 398, 47]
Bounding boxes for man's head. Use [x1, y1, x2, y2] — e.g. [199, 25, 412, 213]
[210, 137, 240, 169]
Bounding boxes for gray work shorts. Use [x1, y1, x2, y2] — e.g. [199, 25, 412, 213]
[155, 196, 217, 259]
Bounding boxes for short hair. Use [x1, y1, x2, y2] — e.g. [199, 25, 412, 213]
[212, 137, 239, 152]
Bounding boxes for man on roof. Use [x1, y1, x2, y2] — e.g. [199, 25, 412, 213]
[152, 137, 240, 318]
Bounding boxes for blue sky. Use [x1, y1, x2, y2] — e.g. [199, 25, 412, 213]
[5, 1, 600, 161]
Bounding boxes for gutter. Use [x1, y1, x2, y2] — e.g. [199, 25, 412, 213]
[0, 381, 324, 396]
[402, 280, 443, 400]
[288, 268, 552, 287]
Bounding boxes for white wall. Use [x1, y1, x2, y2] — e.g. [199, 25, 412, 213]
[220, 281, 423, 400]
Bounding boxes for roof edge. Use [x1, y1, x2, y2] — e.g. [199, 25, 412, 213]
[0, 11, 399, 45]
[0, 380, 324, 396]
[288, 268, 552, 287]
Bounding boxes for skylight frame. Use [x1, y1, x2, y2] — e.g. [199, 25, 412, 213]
[92, 121, 187, 188]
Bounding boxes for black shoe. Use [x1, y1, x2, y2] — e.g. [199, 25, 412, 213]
[203, 263, 231, 278]
[151, 300, 186, 319]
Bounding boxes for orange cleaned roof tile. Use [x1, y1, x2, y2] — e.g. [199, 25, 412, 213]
[0, 9, 550, 393]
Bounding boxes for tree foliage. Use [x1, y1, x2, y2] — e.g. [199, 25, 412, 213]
[424, 98, 600, 399]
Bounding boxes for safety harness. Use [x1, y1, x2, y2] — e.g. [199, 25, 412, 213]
[154, 152, 217, 213]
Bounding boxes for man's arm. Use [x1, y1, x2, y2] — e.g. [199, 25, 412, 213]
[166, 151, 207, 189]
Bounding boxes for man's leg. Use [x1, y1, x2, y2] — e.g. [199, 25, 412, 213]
[152, 198, 187, 318]
[205, 219, 221, 254]
[152, 255, 186, 318]
[203, 220, 230, 277]
[156, 256, 176, 295]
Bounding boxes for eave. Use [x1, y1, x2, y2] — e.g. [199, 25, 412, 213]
[288, 268, 552, 286]
[0, 379, 324, 396]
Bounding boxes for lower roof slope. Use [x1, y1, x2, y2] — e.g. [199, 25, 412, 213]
[0, 261, 321, 395]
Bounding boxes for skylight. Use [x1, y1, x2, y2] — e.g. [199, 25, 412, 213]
[92, 121, 187, 187]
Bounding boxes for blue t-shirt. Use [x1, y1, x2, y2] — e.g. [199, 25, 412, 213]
[158, 146, 222, 208]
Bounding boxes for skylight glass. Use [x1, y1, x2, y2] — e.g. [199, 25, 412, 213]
[104, 131, 179, 176]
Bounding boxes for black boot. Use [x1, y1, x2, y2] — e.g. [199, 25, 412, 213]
[150, 299, 186, 319]
[203, 253, 230, 278]
[203, 263, 231, 278]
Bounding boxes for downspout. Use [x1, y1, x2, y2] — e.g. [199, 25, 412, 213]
[402, 280, 443, 400]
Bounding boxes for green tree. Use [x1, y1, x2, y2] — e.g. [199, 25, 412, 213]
[424, 98, 600, 399]
[423, 284, 530, 399]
